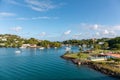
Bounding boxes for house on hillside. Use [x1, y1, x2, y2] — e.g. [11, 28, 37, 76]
[88, 54, 108, 61]
[0, 43, 5, 46]
[20, 44, 30, 48]
[106, 53, 120, 58]
[88, 56, 107, 61]
[29, 44, 37, 48]
[1, 38, 7, 41]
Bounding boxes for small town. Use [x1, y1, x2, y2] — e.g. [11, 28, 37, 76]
[0, 34, 61, 48]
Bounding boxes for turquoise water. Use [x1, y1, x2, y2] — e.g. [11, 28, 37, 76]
[0, 47, 118, 80]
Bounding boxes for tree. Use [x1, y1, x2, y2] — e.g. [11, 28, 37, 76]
[94, 44, 101, 50]
[77, 53, 82, 59]
[108, 37, 120, 49]
[102, 42, 109, 49]
[51, 42, 61, 47]
[113, 58, 120, 63]
[112, 44, 120, 50]
[27, 38, 39, 44]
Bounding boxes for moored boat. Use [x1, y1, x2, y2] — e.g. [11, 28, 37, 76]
[39, 47, 45, 50]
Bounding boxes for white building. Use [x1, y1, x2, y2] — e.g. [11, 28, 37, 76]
[20, 44, 30, 48]
[1, 38, 7, 41]
[0, 43, 5, 46]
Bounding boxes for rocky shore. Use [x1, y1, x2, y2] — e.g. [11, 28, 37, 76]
[87, 62, 120, 78]
[61, 55, 82, 65]
[61, 55, 120, 78]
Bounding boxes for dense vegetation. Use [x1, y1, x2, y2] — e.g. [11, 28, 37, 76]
[108, 37, 120, 50]
[0, 34, 24, 47]
[0, 34, 61, 48]
[63, 37, 120, 50]
[1, 34, 120, 50]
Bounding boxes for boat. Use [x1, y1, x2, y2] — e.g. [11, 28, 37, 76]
[65, 47, 71, 51]
[39, 47, 45, 50]
[15, 50, 21, 54]
[79, 45, 82, 48]
[54, 47, 57, 49]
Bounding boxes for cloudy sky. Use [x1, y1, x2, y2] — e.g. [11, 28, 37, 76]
[0, 0, 120, 41]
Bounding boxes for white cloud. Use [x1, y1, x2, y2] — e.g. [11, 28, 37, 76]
[39, 32, 46, 37]
[103, 30, 109, 35]
[112, 25, 120, 31]
[29, 6, 45, 12]
[16, 18, 28, 20]
[78, 23, 100, 30]
[7, 0, 20, 5]
[72, 33, 82, 39]
[0, 12, 16, 17]
[32, 16, 50, 20]
[6, 0, 26, 7]
[96, 32, 100, 36]
[109, 30, 117, 36]
[74, 33, 82, 36]
[25, 0, 56, 12]
[72, 23, 120, 39]
[6, 0, 64, 12]
[16, 16, 58, 20]
[109, 30, 115, 34]
[102, 29, 116, 37]
[90, 24, 99, 30]
[64, 30, 71, 35]
[94, 24, 99, 29]
[11, 26, 22, 32]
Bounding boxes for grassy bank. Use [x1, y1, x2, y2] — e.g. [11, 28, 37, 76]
[89, 61, 120, 77]
[63, 51, 89, 60]
[61, 50, 120, 78]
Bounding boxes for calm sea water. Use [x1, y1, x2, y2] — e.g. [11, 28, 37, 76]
[0, 47, 118, 80]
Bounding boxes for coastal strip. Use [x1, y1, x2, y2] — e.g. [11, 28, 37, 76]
[61, 54, 120, 78]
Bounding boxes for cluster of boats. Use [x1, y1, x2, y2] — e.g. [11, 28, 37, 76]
[20, 46, 57, 50]
[15, 46, 72, 54]
[15, 44, 90, 54]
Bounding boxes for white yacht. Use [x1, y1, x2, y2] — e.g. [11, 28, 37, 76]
[54, 47, 57, 49]
[65, 47, 71, 51]
[39, 47, 45, 50]
[15, 50, 21, 54]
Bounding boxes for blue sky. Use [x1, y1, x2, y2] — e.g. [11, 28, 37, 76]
[0, 0, 120, 41]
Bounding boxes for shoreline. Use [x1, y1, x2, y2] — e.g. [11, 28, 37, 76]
[87, 62, 120, 78]
[61, 55, 120, 79]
